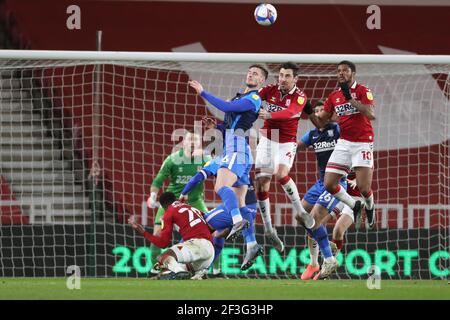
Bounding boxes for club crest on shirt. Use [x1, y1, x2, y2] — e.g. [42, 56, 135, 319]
[327, 129, 334, 137]
[297, 96, 305, 105]
[366, 92, 374, 101]
[285, 99, 291, 107]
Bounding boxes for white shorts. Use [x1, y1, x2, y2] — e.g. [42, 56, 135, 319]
[326, 139, 374, 176]
[170, 238, 215, 272]
[255, 135, 297, 176]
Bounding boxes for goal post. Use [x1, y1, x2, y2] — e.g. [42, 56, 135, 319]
[0, 50, 449, 279]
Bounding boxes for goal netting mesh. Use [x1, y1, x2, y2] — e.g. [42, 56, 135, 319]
[0, 57, 449, 279]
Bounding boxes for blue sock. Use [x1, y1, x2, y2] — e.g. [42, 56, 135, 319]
[217, 186, 241, 223]
[310, 224, 332, 258]
[240, 207, 256, 243]
[212, 236, 225, 265]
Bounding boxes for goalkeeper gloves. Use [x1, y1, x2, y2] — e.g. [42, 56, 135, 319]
[339, 82, 353, 101]
[302, 101, 313, 115]
[147, 192, 160, 208]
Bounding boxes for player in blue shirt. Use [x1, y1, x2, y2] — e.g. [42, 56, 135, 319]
[296, 100, 348, 279]
[189, 64, 268, 240]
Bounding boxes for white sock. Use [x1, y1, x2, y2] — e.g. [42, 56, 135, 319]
[332, 185, 356, 209]
[308, 237, 319, 267]
[258, 198, 273, 232]
[364, 193, 374, 210]
[164, 256, 186, 273]
[280, 177, 307, 215]
[246, 241, 257, 251]
[324, 256, 335, 263]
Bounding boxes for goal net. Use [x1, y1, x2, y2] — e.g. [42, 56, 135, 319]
[0, 51, 449, 279]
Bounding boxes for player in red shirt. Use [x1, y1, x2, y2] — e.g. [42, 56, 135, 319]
[317, 60, 376, 229]
[256, 62, 318, 251]
[128, 192, 214, 280]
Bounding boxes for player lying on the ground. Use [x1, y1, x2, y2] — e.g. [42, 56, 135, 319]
[256, 62, 317, 245]
[128, 192, 214, 280]
[295, 100, 345, 279]
[180, 158, 266, 271]
[189, 64, 268, 240]
[317, 60, 376, 229]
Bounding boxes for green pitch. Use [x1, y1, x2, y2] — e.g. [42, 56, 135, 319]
[0, 278, 449, 300]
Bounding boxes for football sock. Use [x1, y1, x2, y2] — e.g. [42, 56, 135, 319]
[362, 189, 375, 210]
[217, 186, 242, 224]
[331, 184, 357, 209]
[212, 236, 225, 264]
[240, 207, 256, 244]
[257, 191, 273, 232]
[310, 224, 332, 259]
[279, 176, 308, 215]
[308, 236, 319, 267]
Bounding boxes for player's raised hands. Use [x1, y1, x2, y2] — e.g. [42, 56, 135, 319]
[202, 116, 217, 129]
[188, 80, 204, 95]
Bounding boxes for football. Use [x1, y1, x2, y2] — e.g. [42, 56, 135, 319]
[254, 3, 277, 26]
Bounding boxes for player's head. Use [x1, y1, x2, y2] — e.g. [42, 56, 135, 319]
[278, 62, 299, 92]
[337, 60, 356, 85]
[159, 192, 177, 209]
[246, 64, 268, 89]
[314, 99, 326, 115]
[183, 131, 202, 157]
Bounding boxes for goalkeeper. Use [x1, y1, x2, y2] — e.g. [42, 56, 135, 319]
[147, 132, 211, 274]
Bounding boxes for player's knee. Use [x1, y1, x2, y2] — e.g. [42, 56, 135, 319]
[255, 176, 271, 191]
[324, 180, 337, 194]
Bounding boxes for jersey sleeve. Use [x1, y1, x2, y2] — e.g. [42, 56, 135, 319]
[143, 209, 173, 247]
[357, 85, 375, 105]
[300, 131, 312, 146]
[201, 91, 256, 113]
[151, 155, 172, 188]
[242, 93, 262, 112]
[270, 93, 307, 120]
[323, 95, 335, 114]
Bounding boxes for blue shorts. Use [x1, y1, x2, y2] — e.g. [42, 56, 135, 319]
[304, 179, 347, 213]
[204, 204, 256, 232]
[203, 156, 250, 187]
[220, 151, 252, 187]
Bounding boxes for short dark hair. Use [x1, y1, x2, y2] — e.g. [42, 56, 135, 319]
[280, 62, 299, 76]
[159, 192, 177, 209]
[338, 60, 356, 73]
[316, 99, 326, 107]
[249, 64, 269, 80]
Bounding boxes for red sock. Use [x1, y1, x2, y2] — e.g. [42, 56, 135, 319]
[278, 175, 291, 186]
[332, 185, 341, 195]
[257, 191, 269, 201]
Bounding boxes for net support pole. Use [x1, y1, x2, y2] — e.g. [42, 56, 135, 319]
[88, 30, 102, 277]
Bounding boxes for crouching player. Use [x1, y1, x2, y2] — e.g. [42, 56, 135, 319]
[128, 192, 214, 280]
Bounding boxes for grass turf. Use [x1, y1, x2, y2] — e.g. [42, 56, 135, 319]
[0, 278, 449, 300]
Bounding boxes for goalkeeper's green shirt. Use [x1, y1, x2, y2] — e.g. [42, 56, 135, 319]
[151, 149, 211, 202]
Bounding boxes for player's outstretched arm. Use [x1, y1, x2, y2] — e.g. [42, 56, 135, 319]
[189, 80, 256, 113]
[180, 171, 209, 200]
